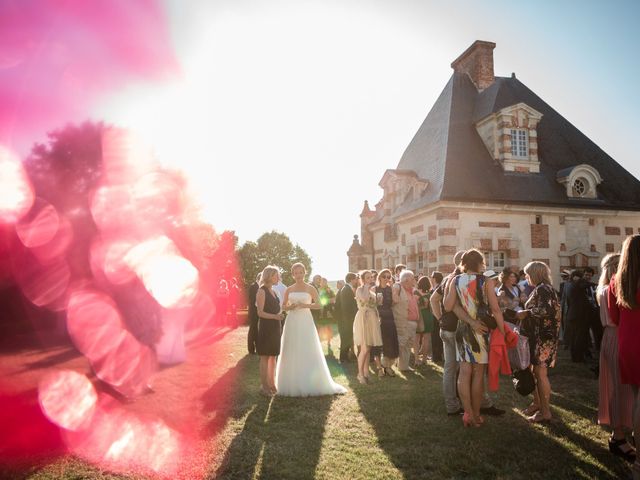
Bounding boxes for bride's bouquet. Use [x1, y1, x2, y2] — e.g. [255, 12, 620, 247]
[366, 295, 378, 309]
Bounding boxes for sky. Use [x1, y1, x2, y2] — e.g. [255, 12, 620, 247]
[2, 0, 639, 281]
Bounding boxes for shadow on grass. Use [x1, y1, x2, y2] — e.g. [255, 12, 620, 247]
[209, 354, 335, 480]
[348, 357, 629, 480]
[9, 347, 81, 375]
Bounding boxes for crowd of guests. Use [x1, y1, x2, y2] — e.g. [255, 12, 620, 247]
[244, 235, 640, 474]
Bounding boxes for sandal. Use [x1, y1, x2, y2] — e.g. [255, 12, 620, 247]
[527, 412, 551, 424]
[609, 437, 636, 463]
[384, 367, 396, 377]
[357, 374, 367, 385]
[377, 367, 386, 378]
[462, 412, 480, 428]
[522, 404, 540, 416]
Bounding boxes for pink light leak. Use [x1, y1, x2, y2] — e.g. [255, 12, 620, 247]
[16, 200, 60, 248]
[63, 407, 183, 477]
[66, 289, 156, 398]
[0, 146, 34, 223]
[12, 253, 71, 311]
[0, 2, 246, 476]
[90, 238, 137, 286]
[0, 0, 179, 154]
[38, 370, 98, 431]
[125, 236, 200, 309]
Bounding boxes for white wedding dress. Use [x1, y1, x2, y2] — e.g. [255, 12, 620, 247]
[275, 292, 347, 396]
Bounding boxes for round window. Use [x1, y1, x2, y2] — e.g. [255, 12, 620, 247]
[572, 178, 588, 197]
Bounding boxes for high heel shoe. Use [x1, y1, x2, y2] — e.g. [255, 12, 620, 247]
[609, 437, 636, 463]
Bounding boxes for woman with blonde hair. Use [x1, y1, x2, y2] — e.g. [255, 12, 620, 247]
[353, 270, 383, 384]
[608, 235, 640, 477]
[516, 261, 560, 423]
[597, 253, 635, 462]
[256, 265, 284, 395]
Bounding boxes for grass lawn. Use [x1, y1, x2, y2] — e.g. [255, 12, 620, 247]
[0, 325, 633, 480]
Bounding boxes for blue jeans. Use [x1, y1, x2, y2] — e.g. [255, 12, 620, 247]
[440, 329, 460, 413]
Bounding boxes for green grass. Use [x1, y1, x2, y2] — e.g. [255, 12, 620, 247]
[3, 327, 634, 480]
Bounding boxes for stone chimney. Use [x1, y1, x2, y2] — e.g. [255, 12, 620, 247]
[451, 40, 496, 91]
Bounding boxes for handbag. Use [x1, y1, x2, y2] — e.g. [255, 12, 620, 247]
[476, 276, 497, 330]
[505, 320, 530, 371]
[439, 311, 458, 332]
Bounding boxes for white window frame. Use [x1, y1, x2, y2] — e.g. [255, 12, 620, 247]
[510, 129, 528, 158]
[483, 251, 507, 271]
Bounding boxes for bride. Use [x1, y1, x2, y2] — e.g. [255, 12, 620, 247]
[275, 263, 347, 396]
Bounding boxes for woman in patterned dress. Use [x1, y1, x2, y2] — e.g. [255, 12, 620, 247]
[444, 249, 505, 427]
[516, 261, 561, 423]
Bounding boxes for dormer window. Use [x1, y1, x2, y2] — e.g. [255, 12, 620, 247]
[510, 129, 528, 158]
[557, 164, 603, 200]
[572, 178, 587, 197]
[475, 102, 542, 174]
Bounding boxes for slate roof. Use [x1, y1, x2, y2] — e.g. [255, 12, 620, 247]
[387, 72, 640, 219]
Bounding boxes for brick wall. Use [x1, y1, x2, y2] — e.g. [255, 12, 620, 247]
[479, 221, 510, 228]
[531, 224, 549, 248]
[438, 227, 456, 236]
[438, 245, 457, 256]
[435, 210, 459, 220]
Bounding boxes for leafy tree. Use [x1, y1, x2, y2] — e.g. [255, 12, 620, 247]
[238, 231, 312, 287]
[23, 121, 105, 277]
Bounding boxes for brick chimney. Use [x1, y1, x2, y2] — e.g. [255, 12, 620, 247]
[451, 40, 496, 91]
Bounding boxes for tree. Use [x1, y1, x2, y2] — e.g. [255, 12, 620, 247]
[238, 231, 312, 287]
[23, 121, 105, 277]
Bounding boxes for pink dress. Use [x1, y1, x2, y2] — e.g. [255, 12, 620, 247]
[597, 285, 633, 428]
[607, 277, 640, 386]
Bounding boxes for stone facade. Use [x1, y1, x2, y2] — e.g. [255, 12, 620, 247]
[349, 202, 640, 285]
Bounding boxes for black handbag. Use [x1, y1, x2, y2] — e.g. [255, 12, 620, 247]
[438, 276, 458, 332]
[439, 311, 458, 332]
[476, 275, 497, 330]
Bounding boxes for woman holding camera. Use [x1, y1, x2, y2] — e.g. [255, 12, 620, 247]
[516, 261, 561, 423]
[444, 249, 505, 427]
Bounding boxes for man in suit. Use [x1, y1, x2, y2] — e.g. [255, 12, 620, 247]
[565, 269, 592, 362]
[336, 272, 358, 363]
[247, 273, 261, 354]
[310, 274, 322, 323]
[583, 266, 603, 354]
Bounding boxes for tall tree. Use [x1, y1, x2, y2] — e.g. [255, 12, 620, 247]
[23, 121, 105, 277]
[238, 231, 312, 287]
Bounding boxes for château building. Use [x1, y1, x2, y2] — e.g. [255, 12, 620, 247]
[348, 40, 640, 283]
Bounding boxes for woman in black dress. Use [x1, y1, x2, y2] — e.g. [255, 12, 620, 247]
[256, 265, 284, 396]
[375, 269, 399, 376]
